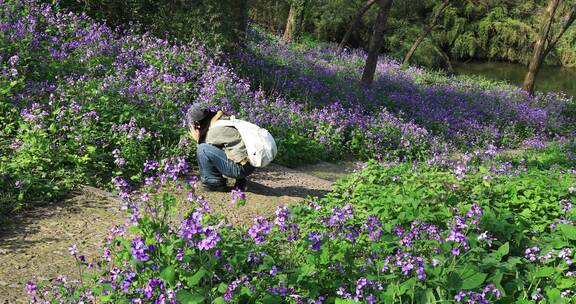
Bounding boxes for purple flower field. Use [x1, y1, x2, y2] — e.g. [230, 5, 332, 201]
[235, 29, 575, 148]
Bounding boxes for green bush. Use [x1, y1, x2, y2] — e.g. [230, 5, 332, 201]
[30, 143, 576, 303]
[55, 0, 248, 52]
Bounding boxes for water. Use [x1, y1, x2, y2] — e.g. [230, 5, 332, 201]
[453, 61, 576, 98]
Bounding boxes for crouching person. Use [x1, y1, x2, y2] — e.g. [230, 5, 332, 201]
[187, 105, 253, 191]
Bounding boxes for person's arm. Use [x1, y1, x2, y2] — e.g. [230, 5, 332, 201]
[189, 127, 201, 143]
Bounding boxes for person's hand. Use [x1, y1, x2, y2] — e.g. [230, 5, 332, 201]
[189, 127, 200, 142]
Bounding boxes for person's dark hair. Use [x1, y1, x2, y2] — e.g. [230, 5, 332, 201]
[187, 106, 217, 143]
[195, 110, 217, 133]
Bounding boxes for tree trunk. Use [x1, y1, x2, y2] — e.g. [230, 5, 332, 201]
[522, 0, 561, 95]
[402, 0, 451, 66]
[338, 0, 376, 52]
[361, 0, 394, 86]
[283, 3, 296, 42]
[236, 0, 249, 46]
[283, 0, 306, 42]
[439, 48, 455, 75]
[542, 6, 576, 60]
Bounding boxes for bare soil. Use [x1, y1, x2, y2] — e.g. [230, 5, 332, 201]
[0, 163, 349, 303]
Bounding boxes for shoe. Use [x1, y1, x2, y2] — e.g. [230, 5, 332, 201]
[201, 182, 229, 192]
[233, 178, 247, 191]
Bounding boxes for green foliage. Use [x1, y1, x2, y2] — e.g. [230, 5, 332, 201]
[249, 0, 576, 69]
[34, 142, 576, 303]
[56, 0, 248, 52]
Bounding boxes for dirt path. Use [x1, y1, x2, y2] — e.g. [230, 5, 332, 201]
[0, 163, 353, 303]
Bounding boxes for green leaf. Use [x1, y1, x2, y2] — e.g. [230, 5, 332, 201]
[176, 290, 205, 304]
[545, 288, 562, 304]
[416, 288, 436, 304]
[458, 268, 487, 290]
[532, 266, 556, 278]
[212, 297, 226, 304]
[217, 283, 228, 293]
[187, 267, 207, 286]
[448, 272, 462, 290]
[240, 286, 253, 296]
[558, 224, 576, 240]
[335, 299, 358, 304]
[160, 265, 176, 286]
[262, 295, 283, 304]
[399, 278, 416, 295]
[496, 242, 509, 258]
[557, 278, 576, 289]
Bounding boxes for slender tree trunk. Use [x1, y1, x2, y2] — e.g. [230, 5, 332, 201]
[402, 0, 450, 66]
[274, 0, 283, 33]
[283, 3, 296, 41]
[439, 48, 455, 75]
[236, 0, 249, 46]
[338, 0, 376, 52]
[523, 0, 561, 95]
[361, 0, 394, 86]
[283, 0, 306, 42]
[542, 6, 576, 59]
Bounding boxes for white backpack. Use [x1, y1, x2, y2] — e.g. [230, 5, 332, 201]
[212, 116, 277, 167]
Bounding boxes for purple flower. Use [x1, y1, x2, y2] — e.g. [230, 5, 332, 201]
[451, 247, 461, 256]
[26, 280, 36, 295]
[525, 246, 541, 262]
[197, 227, 220, 250]
[131, 237, 150, 261]
[308, 232, 322, 251]
[144, 278, 164, 299]
[248, 216, 271, 244]
[180, 212, 203, 240]
[68, 242, 78, 256]
[8, 55, 19, 66]
[274, 205, 291, 229]
[176, 248, 184, 261]
[224, 276, 247, 302]
[327, 204, 354, 227]
[532, 288, 544, 301]
[231, 189, 246, 205]
[144, 160, 160, 172]
[364, 216, 383, 241]
[455, 284, 501, 303]
[484, 144, 497, 156]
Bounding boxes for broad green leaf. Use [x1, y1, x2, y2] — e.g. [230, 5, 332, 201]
[448, 272, 462, 290]
[416, 288, 436, 304]
[212, 297, 226, 304]
[160, 265, 176, 286]
[545, 288, 562, 304]
[217, 283, 228, 293]
[187, 267, 207, 286]
[458, 268, 487, 290]
[496, 242, 509, 258]
[558, 224, 576, 240]
[176, 290, 205, 304]
[532, 266, 557, 279]
[557, 278, 576, 289]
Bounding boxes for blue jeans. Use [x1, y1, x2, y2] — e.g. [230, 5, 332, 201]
[196, 143, 254, 187]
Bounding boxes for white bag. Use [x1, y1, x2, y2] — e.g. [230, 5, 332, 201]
[212, 116, 277, 167]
